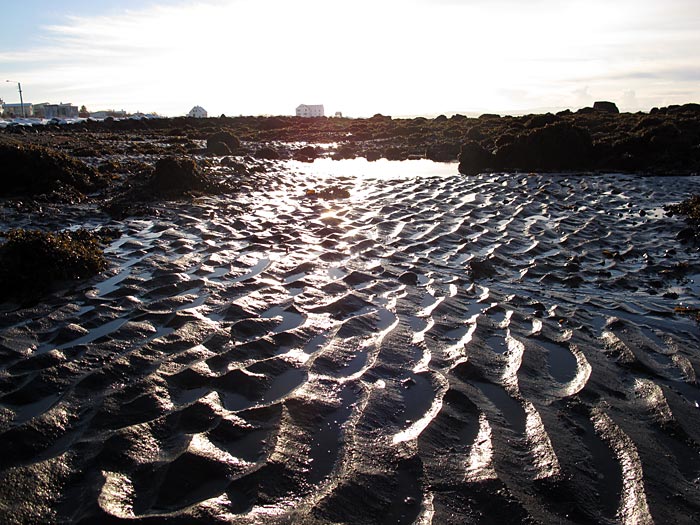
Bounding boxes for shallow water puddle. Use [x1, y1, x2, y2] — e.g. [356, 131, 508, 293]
[534, 338, 578, 384]
[261, 306, 306, 333]
[475, 381, 527, 436]
[230, 257, 271, 283]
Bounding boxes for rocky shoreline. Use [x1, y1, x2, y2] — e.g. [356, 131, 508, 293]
[2, 102, 699, 176]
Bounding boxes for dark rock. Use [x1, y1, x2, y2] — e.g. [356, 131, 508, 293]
[398, 271, 419, 285]
[0, 229, 107, 300]
[206, 141, 231, 156]
[426, 143, 460, 162]
[254, 146, 280, 160]
[332, 144, 357, 160]
[207, 130, 240, 150]
[494, 122, 593, 171]
[297, 145, 317, 158]
[524, 113, 559, 129]
[148, 157, 214, 194]
[593, 101, 620, 114]
[468, 258, 497, 279]
[0, 141, 106, 198]
[366, 150, 381, 162]
[676, 227, 696, 242]
[457, 141, 494, 175]
[221, 157, 248, 173]
[384, 147, 408, 161]
[257, 117, 287, 130]
[466, 126, 485, 140]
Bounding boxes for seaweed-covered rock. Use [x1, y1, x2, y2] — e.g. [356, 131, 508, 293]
[207, 131, 241, 154]
[524, 113, 559, 129]
[148, 157, 215, 195]
[332, 144, 357, 160]
[426, 143, 460, 162]
[457, 141, 494, 175]
[0, 140, 106, 198]
[494, 122, 593, 171]
[665, 194, 700, 242]
[0, 229, 108, 299]
[294, 145, 318, 162]
[206, 141, 231, 156]
[666, 194, 700, 221]
[254, 146, 280, 160]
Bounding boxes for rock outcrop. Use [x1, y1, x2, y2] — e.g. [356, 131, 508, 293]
[593, 101, 620, 114]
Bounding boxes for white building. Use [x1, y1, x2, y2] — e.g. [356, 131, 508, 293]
[296, 104, 324, 118]
[188, 106, 207, 118]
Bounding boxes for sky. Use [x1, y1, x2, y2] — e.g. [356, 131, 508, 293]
[1, 0, 699, 117]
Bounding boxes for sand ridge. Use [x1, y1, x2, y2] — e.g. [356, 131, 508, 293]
[1, 161, 700, 524]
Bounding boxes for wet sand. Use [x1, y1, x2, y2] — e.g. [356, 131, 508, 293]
[1, 159, 700, 524]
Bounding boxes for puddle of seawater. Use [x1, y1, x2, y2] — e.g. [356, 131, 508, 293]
[290, 158, 458, 181]
[474, 381, 526, 435]
[231, 258, 271, 283]
[261, 306, 306, 333]
[535, 338, 578, 384]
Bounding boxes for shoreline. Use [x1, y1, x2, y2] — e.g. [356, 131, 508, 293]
[2, 102, 699, 177]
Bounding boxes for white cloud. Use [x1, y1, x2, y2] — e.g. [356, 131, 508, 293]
[1, 0, 699, 115]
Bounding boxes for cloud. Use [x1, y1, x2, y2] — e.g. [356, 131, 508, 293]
[2, 0, 699, 115]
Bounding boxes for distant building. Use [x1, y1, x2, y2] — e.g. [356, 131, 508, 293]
[90, 110, 128, 119]
[38, 103, 79, 119]
[188, 106, 207, 118]
[2, 103, 33, 118]
[32, 103, 50, 118]
[296, 104, 324, 117]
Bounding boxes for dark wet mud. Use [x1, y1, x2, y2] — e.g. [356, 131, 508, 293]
[1, 159, 700, 524]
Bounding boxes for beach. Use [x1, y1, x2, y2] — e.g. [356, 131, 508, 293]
[1, 116, 700, 524]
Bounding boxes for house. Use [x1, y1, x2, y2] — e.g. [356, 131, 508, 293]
[188, 106, 207, 118]
[296, 104, 324, 118]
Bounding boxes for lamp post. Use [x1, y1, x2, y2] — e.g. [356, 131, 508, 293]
[5, 80, 25, 118]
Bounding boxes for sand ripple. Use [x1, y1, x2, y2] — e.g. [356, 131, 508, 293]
[2, 161, 700, 523]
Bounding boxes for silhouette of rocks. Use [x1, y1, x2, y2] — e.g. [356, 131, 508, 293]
[493, 122, 593, 171]
[426, 143, 460, 162]
[2, 102, 699, 180]
[458, 142, 494, 175]
[593, 101, 620, 114]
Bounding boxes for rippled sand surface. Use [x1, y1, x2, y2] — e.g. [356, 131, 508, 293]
[2, 160, 700, 524]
